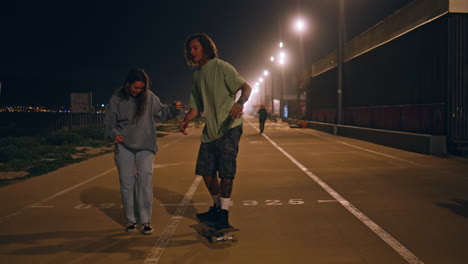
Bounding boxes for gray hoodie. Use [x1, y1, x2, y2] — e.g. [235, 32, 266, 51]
[104, 90, 178, 153]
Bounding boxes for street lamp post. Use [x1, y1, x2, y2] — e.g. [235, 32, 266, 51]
[294, 17, 307, 119]
[270, 56, 275, 115]
[278, 46, 286, 119]
[270, 43, 287, 120]
[337, 0, 344, 135]
[259, 77, 264, 105]
[263, 70, 269, 109]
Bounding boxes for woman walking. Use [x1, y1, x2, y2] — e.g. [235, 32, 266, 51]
[105, 68, 181, 235]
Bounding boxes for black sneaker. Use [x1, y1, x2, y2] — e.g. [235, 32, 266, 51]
[125, 223, 137, 232]
[215, 209, 233, 230]
[141, 223, 153, 235]
[197, 205, 219, 223]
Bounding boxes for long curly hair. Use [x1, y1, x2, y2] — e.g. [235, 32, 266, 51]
[118, 68, 150, 121]
[184, 33, 218, 66]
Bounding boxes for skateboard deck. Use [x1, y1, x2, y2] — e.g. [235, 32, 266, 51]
[198, 220, 240, 244]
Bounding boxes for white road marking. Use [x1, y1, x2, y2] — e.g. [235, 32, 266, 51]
[317, 200, 339, 203]
[0, 168, 116, 223]
[161, 136, 186, 148]
[154, 162, 193, 168]
[144, 176, 202, 264]
[247, 120, 424, 264]
[295, 128, 419, 166]
[0, 135, 185, 223]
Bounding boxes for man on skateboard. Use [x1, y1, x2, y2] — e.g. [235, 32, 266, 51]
[179, 33, 251, 231]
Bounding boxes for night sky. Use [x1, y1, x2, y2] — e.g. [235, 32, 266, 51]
[0, 0, 413, 107]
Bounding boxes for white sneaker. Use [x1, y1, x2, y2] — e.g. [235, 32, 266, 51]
[141, 223, 153, 235]
[125, 223, 137, 232]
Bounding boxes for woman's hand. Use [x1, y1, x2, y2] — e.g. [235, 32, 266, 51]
[173, 101, 182, 110]
[114, 135, 124, 143]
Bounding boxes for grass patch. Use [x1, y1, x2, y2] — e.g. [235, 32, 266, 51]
[0, 125, 112, 186]
[0, 122, 181, 186]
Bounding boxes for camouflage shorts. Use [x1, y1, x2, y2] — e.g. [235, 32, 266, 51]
[195, 125, 243, 179]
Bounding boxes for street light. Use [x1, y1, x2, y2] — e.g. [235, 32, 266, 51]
[263, 70, 269, 110]
[269, 43, 287, 119]
[258, 77, 265, 105]
[293, 16, 307, 119]
[253, 83, 259, 106]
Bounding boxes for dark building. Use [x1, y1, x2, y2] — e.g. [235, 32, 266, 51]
[305, 0, 467, 155]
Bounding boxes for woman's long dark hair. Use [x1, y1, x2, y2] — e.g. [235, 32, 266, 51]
[118, 68, 150, 121]
[184, 33, 218, 66]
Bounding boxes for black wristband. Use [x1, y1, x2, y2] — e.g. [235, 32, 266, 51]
[236, 98, 245, 105]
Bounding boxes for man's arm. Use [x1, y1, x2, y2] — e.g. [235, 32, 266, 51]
[229, 82, 252, 119]
[179, 108, 199, 135]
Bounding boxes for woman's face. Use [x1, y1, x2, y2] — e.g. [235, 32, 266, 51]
[128, 81, 145, 97]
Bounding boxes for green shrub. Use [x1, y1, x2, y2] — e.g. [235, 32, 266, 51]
[81, 138, 109, 148]
[0, 145, 20, 162]
[27, 155, 76, 176]
[0, 137, 40, 148]
[45, 131, 82, 145]
[7, 159, 33, 171]
[36, 145, 57, 157]
[72, 125, 105, 140]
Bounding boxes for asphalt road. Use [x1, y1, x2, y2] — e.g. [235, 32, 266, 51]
[0, 117, 467, 264]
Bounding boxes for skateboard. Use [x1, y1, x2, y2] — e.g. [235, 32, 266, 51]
[198, 220, 240, 244]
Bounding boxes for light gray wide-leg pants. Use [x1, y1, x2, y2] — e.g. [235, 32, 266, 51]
[114, 144, 155, 224]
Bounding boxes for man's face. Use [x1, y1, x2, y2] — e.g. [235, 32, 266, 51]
[128, 81, 145, 97]
[189, 39, 206, 65]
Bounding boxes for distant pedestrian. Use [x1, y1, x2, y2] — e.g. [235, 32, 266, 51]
[179, 33, 252, 230]
[105, 68, 181, 235]
[257, 104, 268, 133]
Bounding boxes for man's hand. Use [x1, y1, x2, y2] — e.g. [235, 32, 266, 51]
[229, 103, 244, 119]
[114, 135, 124, 143]
[179, 120, 189, 135]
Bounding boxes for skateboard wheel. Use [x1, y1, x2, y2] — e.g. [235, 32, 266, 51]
[231, 233, 239, 242]
[210, 236, 218, 244]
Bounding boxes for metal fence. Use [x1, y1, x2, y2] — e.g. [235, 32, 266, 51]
[0, 112, 105, 137]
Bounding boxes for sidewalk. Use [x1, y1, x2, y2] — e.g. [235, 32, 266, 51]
[0, 117, 467, 264]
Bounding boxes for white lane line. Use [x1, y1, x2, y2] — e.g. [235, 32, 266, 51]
[144, 176, 203, 264]
[0, 135, 186, 223]
[295, 128, 419, 166]
[317, 200, 338, 203]
[154, 162, 193, 168]
[247, 120, 424, 264]
[161, 136, 186, 148]
[0, 168, 116, 224]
